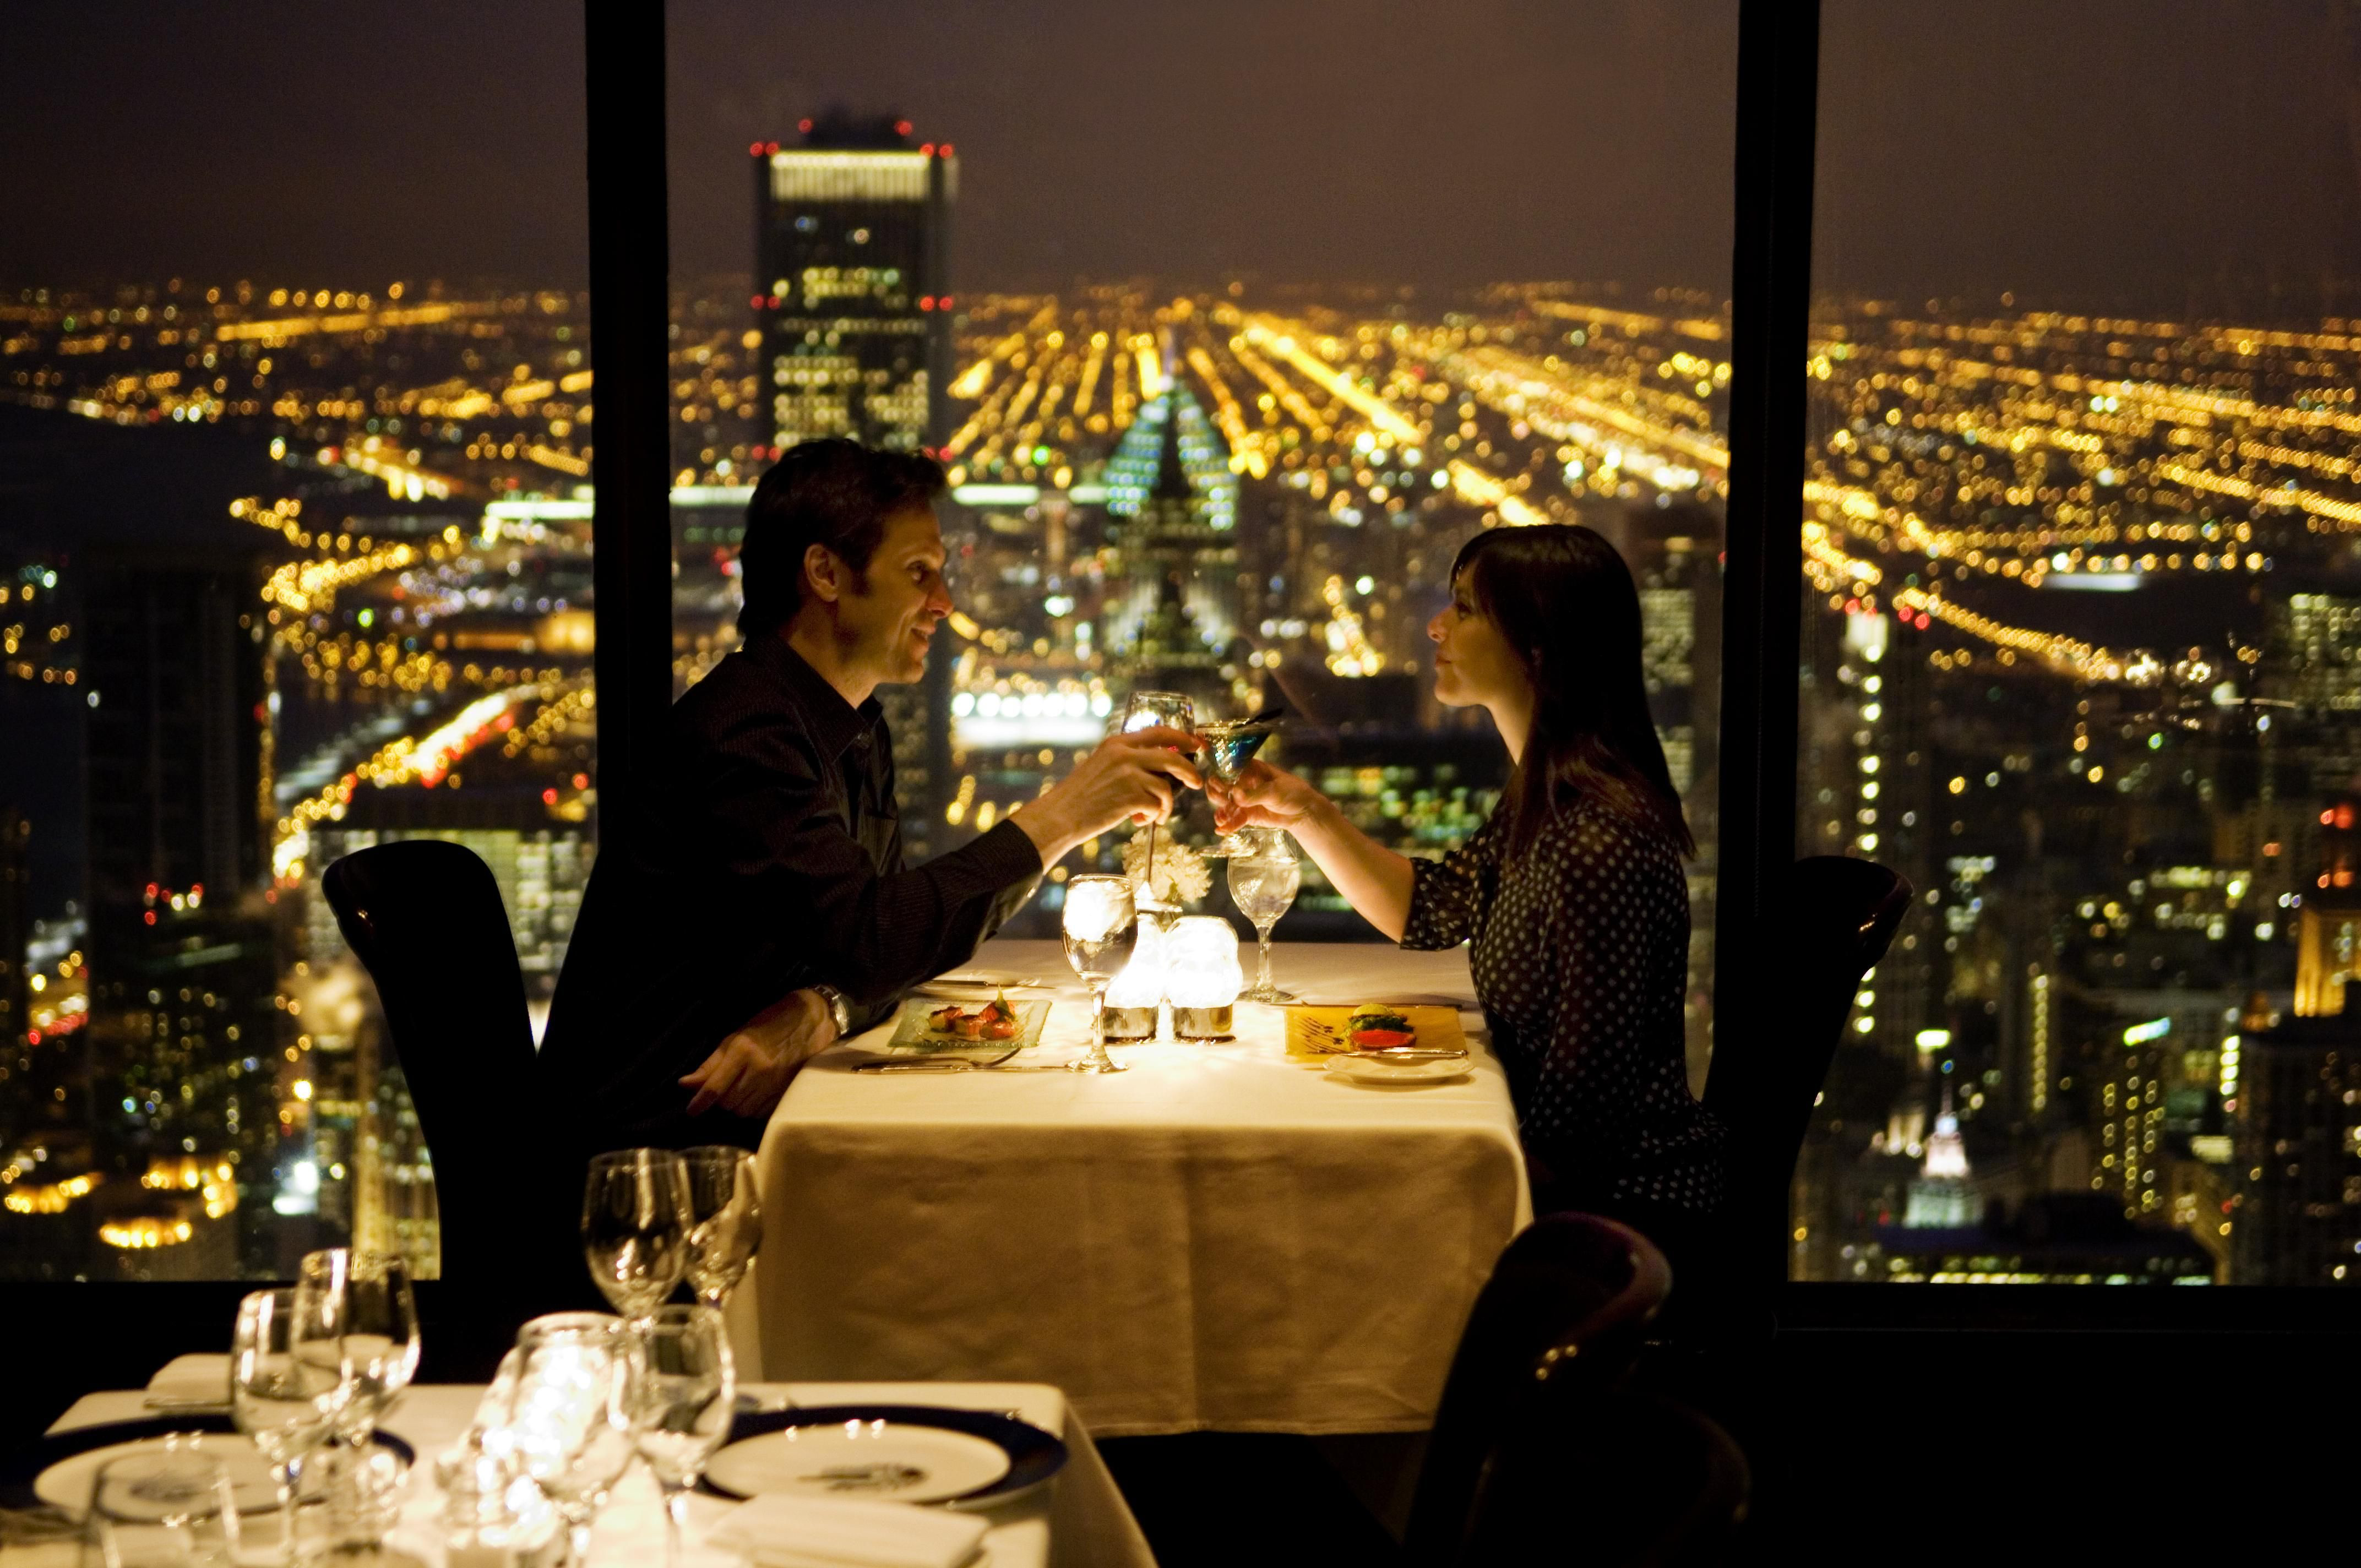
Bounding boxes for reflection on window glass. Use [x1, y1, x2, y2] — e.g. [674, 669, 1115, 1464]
[663, 4, 1737, 1086]
[0, 7, 589, 1279]
[1798, 1, 2361, 1284]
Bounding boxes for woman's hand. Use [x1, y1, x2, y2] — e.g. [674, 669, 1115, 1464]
[1210, 758, 1325, 835]
[681, 987, 839, 1118]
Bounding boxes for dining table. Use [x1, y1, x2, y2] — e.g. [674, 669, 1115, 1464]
[753, 937, 1532, 1438]
[30, 1360, 1153, 1567]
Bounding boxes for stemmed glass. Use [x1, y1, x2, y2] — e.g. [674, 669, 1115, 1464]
[1196, 717, 1278, 856]
[231, 1286, 350, 1565]
[506, 1313, 640, 1567]
[627, 1305, 736, 1568]
[581, 1148, 693, 1318]
[1227, 827, 1303, 1003]
[1062, 874, 1139, 1074]
[679, 1147, 763, 1311]
[1120, 690, 1195, 900]
[297, 1248, 420, 1555]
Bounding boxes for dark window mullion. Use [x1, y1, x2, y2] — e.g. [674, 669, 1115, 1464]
[583, 1, 676, 873]
[1715, 0, 1821, 1290]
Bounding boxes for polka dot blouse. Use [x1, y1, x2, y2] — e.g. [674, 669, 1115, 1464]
[1403, 797, 1727, 1217]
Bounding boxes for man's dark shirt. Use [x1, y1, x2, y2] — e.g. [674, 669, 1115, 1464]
[538, 634, 1043, 1155]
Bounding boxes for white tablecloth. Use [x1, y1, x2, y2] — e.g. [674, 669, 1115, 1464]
[756, 939, 1531, 1437]
[43, 1375, 1151, 1568]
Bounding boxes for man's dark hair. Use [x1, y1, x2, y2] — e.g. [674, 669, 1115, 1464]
[738, 438, 948, 640]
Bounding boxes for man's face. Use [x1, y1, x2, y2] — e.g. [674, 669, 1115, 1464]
[835, 505, 954, 685]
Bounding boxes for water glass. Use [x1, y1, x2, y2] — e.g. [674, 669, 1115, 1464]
[581, 1148, 693, 1317]
[1227, 827, 1302, 1003]
[679, 1147, 763, 1311]
[1120, 690, 1196, 906]
[83, 1448, 241, 1567]
[628, 1305, 736, 1567]
[506, 1313, 639, 1566]
[1063, 874, 1139, 1073]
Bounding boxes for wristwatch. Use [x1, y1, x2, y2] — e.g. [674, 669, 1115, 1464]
[812, 983, 853, 1038]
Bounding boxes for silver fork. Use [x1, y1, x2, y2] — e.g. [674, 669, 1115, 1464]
[855, 1046, 1025, 1074]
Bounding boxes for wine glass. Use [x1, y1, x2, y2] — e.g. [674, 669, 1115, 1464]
[83, 1447, 242, 1567]
[679, 1147, 763, 1311]
[627, 1305, 736, 1568]
[300, 1249, 420, 1440]
[1062, 874, 1139, 1074]
[581, 1148, 693, 1319]
[231, 1287, 349, 1565]
[1120, 690, 1195, 903]
[297, 1248, 420, 1554]
[1227, 827, 1302, 1003]
[506, 1313, 640, 1567]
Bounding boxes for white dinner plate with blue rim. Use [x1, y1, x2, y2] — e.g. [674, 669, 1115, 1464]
[701, 1404, 1067, 1510]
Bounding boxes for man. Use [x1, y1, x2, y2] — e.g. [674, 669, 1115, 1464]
[540, 438, 1194, 1154]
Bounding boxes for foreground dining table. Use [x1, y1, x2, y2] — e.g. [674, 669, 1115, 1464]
[755, 938, 1532, 1437]
[42, 1367, 1152, 1567]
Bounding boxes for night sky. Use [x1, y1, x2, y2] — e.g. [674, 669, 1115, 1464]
[4, 1, 2358, 314]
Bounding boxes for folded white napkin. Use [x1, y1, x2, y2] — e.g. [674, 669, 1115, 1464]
[704, 1494, 988, 1568]
[147, 1352, 232, 1402]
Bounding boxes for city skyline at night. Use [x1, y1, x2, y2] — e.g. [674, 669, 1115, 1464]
[9, 0, 2361, 1290]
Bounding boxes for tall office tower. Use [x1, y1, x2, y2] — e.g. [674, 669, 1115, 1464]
[753, 112, 958, 856]
[2234, 895, 2361, 1284]
[80, 555, 282, 1276]
[754, 112, 954, 455]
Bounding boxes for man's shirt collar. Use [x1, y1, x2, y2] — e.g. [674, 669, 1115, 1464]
[746, 633, 883, 760]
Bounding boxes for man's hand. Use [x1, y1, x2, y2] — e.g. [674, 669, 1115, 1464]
[681, 988, 839, 1118]
[1010, 725, 1201, 865]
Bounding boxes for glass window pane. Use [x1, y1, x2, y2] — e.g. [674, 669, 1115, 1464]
[0, 10, 589, 1280]
[1798, 1, 2355, 1284]
[666, 5, 1736, 1086]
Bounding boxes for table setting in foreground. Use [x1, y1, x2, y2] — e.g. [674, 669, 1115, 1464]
[26, 1372, 1146, 1568]
[757, 937, 1532, 1437]
[7, 1162, 1149, 1567]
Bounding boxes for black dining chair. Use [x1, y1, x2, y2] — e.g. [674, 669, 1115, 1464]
[1456, 1386, 1751, 1566]
[1403, 1214, 1673, 1565]
[323, 840, 581, 1368]
[1700, 854, 1913, 1313]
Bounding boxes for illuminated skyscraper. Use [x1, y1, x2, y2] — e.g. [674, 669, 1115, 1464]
[80, 556, 283, 1275]
[753, 112, 955, 454]
[752, 113, 959, 855]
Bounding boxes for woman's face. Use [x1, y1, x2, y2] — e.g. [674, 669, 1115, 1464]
[1428, 572, 1530, 710]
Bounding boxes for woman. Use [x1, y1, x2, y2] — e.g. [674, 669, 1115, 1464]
[1213, 524, 1725, 1243]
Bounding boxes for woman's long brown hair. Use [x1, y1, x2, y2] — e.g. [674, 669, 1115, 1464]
[1451, 524, 1695, 859]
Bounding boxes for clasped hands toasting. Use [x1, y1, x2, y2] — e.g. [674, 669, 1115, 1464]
[679, 721, 1211, 1116]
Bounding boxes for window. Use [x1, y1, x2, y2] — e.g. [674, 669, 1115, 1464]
[0, 8, 590, 1280]
[1795, 1, 2361, 1286]
[662, 5, 1737, 1084]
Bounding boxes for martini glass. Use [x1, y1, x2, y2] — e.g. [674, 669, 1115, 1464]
[1197, 719, 1279, 856]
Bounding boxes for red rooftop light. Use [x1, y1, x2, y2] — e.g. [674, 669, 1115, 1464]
[750, 141, 765, 156]
[798, 118, 813, 133]
[895, 119, 912, 135]
[920, 143, 935, 156]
